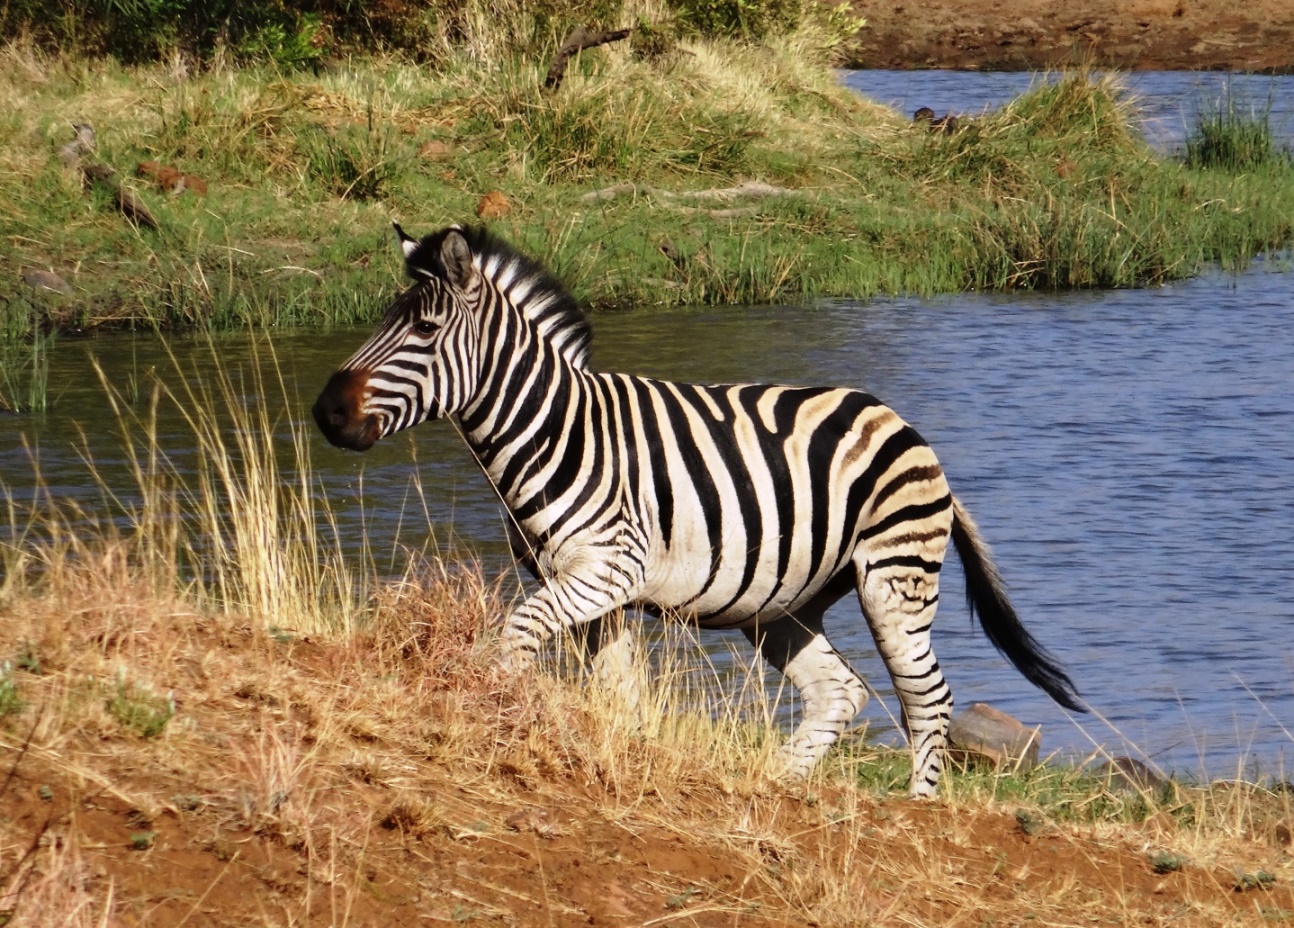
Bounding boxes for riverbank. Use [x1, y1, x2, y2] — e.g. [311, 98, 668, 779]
[2, 557, 1291, 925]
[1, 358, 1291, 926]
[842, 0, 1294, 72]
[3, 29, 1293, 354]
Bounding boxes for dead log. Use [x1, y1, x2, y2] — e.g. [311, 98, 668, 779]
[545, 26, 633, 91]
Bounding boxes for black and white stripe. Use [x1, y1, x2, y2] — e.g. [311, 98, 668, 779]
[314, 224, 1082, 797]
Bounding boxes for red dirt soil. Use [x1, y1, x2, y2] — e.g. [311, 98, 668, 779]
[6, 751, 1291, 926]
[843, 0, 1294, 71]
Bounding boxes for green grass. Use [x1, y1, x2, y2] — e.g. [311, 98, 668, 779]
[836, 735, 1294, 848]
[1, 28, 1293, 347]
[0, 661, 22, 717]
[107, 677, 175, 739]
[1186, 90, 1287, 172]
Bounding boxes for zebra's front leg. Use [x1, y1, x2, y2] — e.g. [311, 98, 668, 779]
[743, 611, 869, 779]
[498, 551, 644, 674]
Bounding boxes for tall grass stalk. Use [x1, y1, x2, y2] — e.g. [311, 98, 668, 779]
[1186, 90, 1284, 171]
[57, 338, 371, 634]
[0, 327, 53, 414]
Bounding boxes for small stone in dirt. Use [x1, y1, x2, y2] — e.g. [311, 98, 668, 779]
[1149, 849, 1187, 873]
[129, 830, 157, 851]
[1235, 869, 1277, 892]
[37, 785, 53, 802]
[948, 702, 1040, 770]
[1014, 809, 1043, 836]
[419, 139, 451, 161]
[504, 806, 559, 838]
[476, 190, 511, 219]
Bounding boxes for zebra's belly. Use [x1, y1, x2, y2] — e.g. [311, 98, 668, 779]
[639, 540, 853, 628]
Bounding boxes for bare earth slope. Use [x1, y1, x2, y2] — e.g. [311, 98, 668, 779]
[843, 0, 1294, 71]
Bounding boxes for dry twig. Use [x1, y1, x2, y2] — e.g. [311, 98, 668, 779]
[545, 26, 634, 91]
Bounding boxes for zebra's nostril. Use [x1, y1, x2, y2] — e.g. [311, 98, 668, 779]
[327, 406, 347, 428]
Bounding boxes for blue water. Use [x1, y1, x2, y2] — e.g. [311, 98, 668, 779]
[841, 69, 1294, 153]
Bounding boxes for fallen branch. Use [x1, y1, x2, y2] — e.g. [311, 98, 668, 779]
[58, 123, 159, 230]
[674, 206, 759, 219]
[578, 182, 639, 203]
[579, 181, 801, 205]
[667, 181, 800, 202]
[545, 26, 634, 91]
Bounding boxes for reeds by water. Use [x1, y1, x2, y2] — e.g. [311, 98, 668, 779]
[1186, 89, 1287, 171]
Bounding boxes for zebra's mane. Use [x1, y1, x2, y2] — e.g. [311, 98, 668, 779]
[406, 225, 593, 369]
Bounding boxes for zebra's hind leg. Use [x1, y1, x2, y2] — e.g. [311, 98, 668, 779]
[856, 555, 954, 799]
[743, 590, 868, 779]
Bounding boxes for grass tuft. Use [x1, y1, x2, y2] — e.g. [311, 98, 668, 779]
[106, 676, 174, 739]
[1186, 90, 1286, 172]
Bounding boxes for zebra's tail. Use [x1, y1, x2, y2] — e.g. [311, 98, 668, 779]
[949, 495, 1084, 713]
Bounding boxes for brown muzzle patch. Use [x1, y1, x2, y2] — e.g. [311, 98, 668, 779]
[313, 369, 382, 451]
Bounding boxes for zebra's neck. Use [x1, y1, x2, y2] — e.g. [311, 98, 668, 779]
[457, 325, 590, 509]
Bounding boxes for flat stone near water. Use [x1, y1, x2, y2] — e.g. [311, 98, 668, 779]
[21, 269, 72, 294]
[948, 702, 1041, 771]
[1093, 756, 1169, 794]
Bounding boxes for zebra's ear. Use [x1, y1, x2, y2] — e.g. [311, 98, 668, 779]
[440, 228, 476, 290]
[393, 222, 419, 259]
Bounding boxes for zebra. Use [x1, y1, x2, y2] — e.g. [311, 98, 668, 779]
[313, 223, 1082, 797]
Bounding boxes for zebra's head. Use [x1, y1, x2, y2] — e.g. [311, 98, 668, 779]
[313, 223, 590, 452]
[313, 224, 487, 451]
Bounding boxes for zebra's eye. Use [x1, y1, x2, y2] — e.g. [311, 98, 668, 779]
[412, 319, 438, 337]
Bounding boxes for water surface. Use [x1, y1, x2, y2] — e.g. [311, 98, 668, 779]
[842, 69, 1294, 152]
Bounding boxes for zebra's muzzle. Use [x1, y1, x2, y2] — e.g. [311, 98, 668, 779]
[313, 369, 382, 451]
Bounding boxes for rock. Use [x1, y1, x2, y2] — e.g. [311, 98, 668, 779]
[1093, 756, 1168, 794]
[137, 161, 208, 197]
[476, 190, 511, 219]
[57, 122, 96, 167]
[419, 139, 451, 162]
[21, 269, 72, 294]
[114, 184, 159, 230]
[948, 702, 1041, 771]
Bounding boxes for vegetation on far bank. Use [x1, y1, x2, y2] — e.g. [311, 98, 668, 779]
[0, 352, 1291, 925]
[0, 0, 1292, 364]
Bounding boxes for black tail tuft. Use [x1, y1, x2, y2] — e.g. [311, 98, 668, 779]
[950, 496, 1084, 713]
